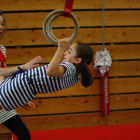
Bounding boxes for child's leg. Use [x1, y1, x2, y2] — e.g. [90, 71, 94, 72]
[2, 115, 30, 140]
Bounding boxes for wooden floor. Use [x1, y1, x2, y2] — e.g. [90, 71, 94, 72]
[12, 123, 140, 140]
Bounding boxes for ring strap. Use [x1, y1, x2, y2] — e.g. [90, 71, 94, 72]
[63, 0, 74, 17]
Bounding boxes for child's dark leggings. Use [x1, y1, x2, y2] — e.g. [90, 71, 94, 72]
[2, 115, 30, 140]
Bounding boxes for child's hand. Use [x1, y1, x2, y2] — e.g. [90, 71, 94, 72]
[58, 37, 69, 51]
[21, 101, 35, 111]
[22, 56, 42, 70]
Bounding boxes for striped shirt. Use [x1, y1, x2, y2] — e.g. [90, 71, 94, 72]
[0, 44, 17, 124]
[0, 62, 79, 111]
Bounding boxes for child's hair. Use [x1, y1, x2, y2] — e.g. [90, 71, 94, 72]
[0, 10, 6, 37]
[75, 42, 94, 88]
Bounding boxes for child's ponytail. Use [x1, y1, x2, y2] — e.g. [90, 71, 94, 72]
[81, 62, 93, 88]
[75, 42, 94, 88]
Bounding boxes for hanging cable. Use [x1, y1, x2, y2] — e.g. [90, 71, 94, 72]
[102, 0, 105, 51]
[94, 0, 112, 126]
[102, 0, 108, 125]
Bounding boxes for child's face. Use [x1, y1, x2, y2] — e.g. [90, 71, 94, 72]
[62, 43, 78, 64]
[0, 16, 4, 37]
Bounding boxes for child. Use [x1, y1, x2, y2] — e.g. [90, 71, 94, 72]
[0, 38, 93, 111]
[0, 10, 42, 140]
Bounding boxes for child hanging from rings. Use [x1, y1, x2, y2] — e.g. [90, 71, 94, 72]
[0, 38, 94, 111]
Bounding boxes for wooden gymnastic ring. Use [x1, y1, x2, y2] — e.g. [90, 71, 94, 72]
[43, 9, 79, 45]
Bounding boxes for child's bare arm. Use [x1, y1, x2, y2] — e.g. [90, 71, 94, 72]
[0, 56, 42, 77]
[47, 38, 69, 77]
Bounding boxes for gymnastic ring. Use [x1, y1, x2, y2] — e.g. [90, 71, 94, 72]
[43, 9, 79, 45]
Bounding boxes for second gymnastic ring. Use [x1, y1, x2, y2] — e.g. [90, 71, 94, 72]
[43, 9, 79, 45]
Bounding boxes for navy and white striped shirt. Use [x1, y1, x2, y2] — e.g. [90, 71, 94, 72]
[0, 62, 79, 111]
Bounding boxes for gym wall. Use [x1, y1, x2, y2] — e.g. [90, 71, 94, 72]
[0, 0, 140, 133]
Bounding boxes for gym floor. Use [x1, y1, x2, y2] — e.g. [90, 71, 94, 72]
[12, 123, 140, 140]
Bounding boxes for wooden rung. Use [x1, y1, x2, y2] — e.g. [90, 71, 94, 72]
[1, 0, 140, 11]
[1, 27, 140, 46]
[0, 133, 11, 140]
[4, 11, 140, 29]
